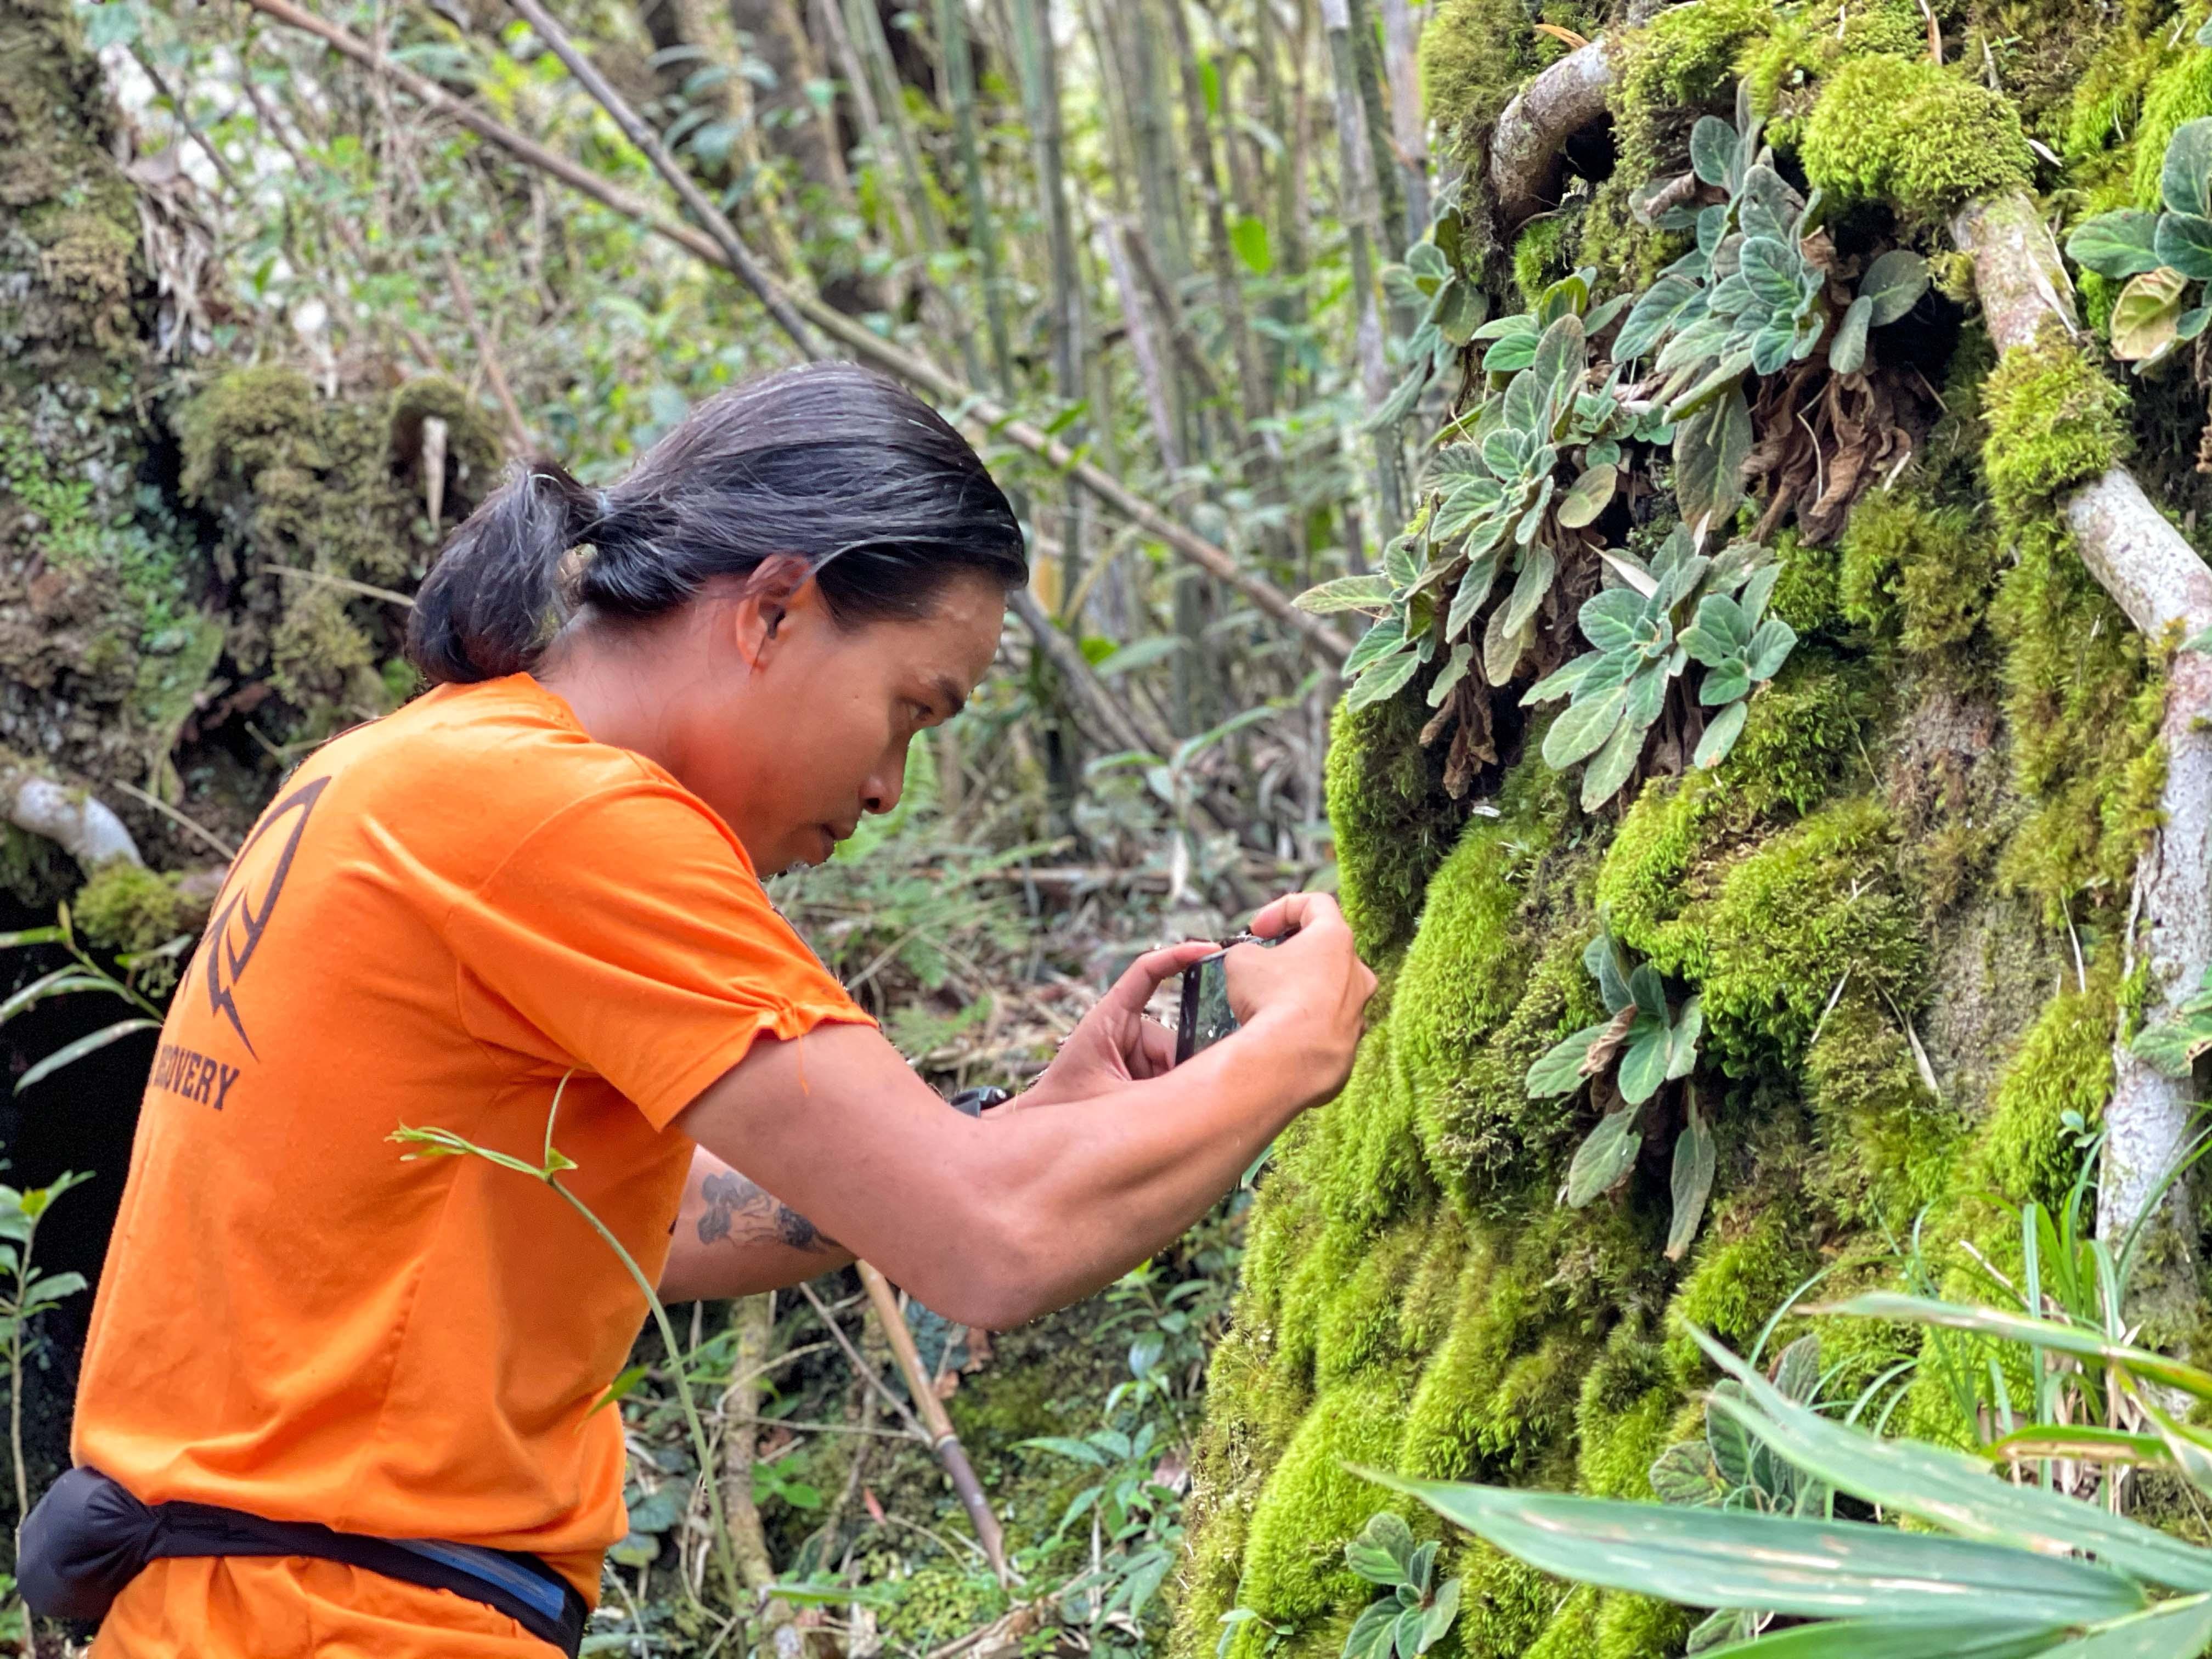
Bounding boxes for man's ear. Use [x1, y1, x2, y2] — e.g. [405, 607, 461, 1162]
[730, 555, 815, 665]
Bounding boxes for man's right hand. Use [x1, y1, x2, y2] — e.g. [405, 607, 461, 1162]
[1222, 891, 1376, 1106]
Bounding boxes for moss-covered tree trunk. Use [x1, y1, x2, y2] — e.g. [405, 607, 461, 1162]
[1177, 4, 2212, 1657]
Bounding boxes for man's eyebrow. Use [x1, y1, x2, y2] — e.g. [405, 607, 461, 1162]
[932, 675, 969, 719]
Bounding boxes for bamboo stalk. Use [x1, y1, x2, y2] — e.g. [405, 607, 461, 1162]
[438, 246, 532, 455]
[719, 1294, 783, 1593]
[856, 1263, 1012, 1587]
[1165, 0, 1271, 431]
[1321, 0, 1402, 533]
[936, 0, 1015, 391]
[1344, 0, 1406, 253]
[239, 0, 1353, 659]
[1378, 0, 1429, 239]
[814, 0, 919, 253]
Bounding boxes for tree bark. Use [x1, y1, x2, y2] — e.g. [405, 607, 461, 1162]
[1488, 37, 1615, 235]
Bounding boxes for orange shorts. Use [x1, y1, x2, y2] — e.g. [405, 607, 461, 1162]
[92, 1556, 549, 1657]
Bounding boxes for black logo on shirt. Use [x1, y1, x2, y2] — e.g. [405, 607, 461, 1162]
[201, 775, 331, 1058]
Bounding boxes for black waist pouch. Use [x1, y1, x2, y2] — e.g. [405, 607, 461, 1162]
[18, 1466, 587, 1656]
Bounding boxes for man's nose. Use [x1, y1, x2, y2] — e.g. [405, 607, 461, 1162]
[862, 755, 906, 816]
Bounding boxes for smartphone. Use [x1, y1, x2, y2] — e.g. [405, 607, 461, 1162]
[1174, 931, 1290, 1064]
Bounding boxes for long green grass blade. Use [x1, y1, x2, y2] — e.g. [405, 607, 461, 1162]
[1354, 1468, 2147, 1625]
[14, 1018, 160, 1092]
[1708, 1618, 2069, 1657]
[2033, 1594, 2212, 1659]
[1691, 1328, 2212, 1593]
[1825, 1296, 2212, 1401]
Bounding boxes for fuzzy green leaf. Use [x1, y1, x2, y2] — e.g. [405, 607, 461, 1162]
[1747, 616, 1798, 680]
[1739, 236, 1802, 313]
[1427, 641, 1475, 707]
[1341, 618, 1409, 680]
[1556, 462, 1617, 529]
[1578, 711, 1646, 809]
[1526, 1024, 1613, 1097]
[1666, 1097, 1717, 1260]
[1674, 386, 1752, 537]
[1700, 661, 1753, 706]
[1585, 932, 1633, 1013]
[2158, 213, 2212, 283]
[1501, 544, 1558, 636]
[1860, 249, 1930, 326]
[1579, 588, 1646, 654]
[2182, 303, 2212, 342]
[1448, 546, 1505, 640]
[1829, 294, 1873, 375]
[1417, 1578, 1461, 1654]
[1356, 1469, 2151, 1627]
[1528, 314, 1589, 408]
[1649, 1440, 1726, 1508]
[2164, 119, 2212, 217]
[1347, 1513, 1417, 1584]
[2068, 209, 2165, 280]
[1565, 1105, 1644, 1205]
[1618, 1020, 1672, 1105]
[1694, 699, 1750, 769]
[1690, 115, 1737, 188]
[1344, 1598, 1398, 1659]
[1668, 995, 1703, 1079]
[1296, 574, 1394, 614]
[1344, 647, 1424, 711]
[1523, 653, 1600, 706]
[1432, 479, 1506, 539]
[1622, 660, 1669, 734]
[2130, 1015, 2212, 1077]
[1543, 680, 1628, 768]
[1616, 274, 1700, 362]
[1750, 319, 1799, 376]
[1682, 593, 1751, 663]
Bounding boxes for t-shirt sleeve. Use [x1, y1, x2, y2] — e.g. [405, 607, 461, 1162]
[443, 777, 874, 1128]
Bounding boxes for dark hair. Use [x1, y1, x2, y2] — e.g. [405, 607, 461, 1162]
[407, 362, 1027, 685]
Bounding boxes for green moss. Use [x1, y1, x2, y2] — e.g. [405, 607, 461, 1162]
[1310, 1009, 1434, 1232]
[1972, 973, 2114, 1211]
[1798, 56, 2034, 215]
[1804, 992, 1959, 1227]
[1666, 1205, 1819, 1378]
[1418, 0, 1562, 148]
[1523, 1585, 1601, 1659]
[1594, 770, 1733, 980]
[1724, 648, 1882, 819]
[1327, 693, 1465, 964]
[1699, 797, 1923, 1068]
[2132, 46, 2212, 211]
[1574, 1326, 1679, 1501]
[72, 860, 186, 954]
[1454, 1545, 1559, 1659]
[1739, 0, 1925, 133]
[1511, 218, 1568, 310]
[1233, 1378, 1413, 1629]
[1611, 0, 1769, 182]
[1838, 490, 2000, 657]
[1594, 1590, 1693, 1659]
[1980, 325, 2131, 519]
[1767, 528, 1844, 637]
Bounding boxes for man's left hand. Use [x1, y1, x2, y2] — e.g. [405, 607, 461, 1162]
[1020, 939, 1217, 1107]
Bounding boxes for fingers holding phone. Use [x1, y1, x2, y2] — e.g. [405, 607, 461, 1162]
[1175, 894, 1378, 1104]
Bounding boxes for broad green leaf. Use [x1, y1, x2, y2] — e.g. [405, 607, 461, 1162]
[1544, 681, 1629, 768]
[1436, 279, 1487, 346]
[1617, 1021, 1672, 1104]
[1628, 963, 1667, 1022]
[1523, 652, 1601, 706]
[1526, 1024, 1612, 1097]
[1683, 592, 1752, 663]
[1471, 312, 1538, 342]
[2155, 212, 2212, 282]
[1345, 647, 1424, 711]
[1448, 546, 1505, 639]
[2130, 1015, 2212, 1077]
[1649, 1440, 1726, 1507]
[1515, 477, 1557, 545]
[1674, 386, 1752, 538]
[1357, 1469, 2149, 1627]
[1230, 214, 1273, 275]
[1747, 616, 1798, 680]
[1390, 1605, 1425, 1659]
[1691, 115, 1737, 187]
[1579, 588, 1646, 654]
[1667, 995, 1703, 1080]
[1347, 1513, 1417, 1584]
[1528, 314, 1589, 409]
[1482, 605, 1531, 685]
[1430, 444, 1492, 486]
[1579, 710, 1646, 809]
[1344, 1599, 1398, 1659]
[1296, 574, 1394, 614]
[1483, 333, 1538, 374]
[1751, 318, 1799, 376]
[1564, 1105, 1643, 1205]
[1616, 274, 1700, 361]
[1739, 236, 1803, 312]
[1385, 536, 1421, 589]
[1417, 1577, 1461, 1653]
[1622, 657, 1669, 731]
[16, 1018, 160, 1093]
[1667, 1097, 1717, 1260]
[1700, 661, 1753, 707]
[1690, 1325, 2212, 1593]
[1019, 1435, 1109, 1465]
[2163, 119, 2212, 217]
[1861, 249, 1930, 325]
[1823, 1294, 2212, 1405]
[2068, 209, 2165, 279]
[1341, 618, 1409, 680]
[2110, 266, 2189, 362]
[1694, 699, 1750, 769]
[2182, 303, 2212, 341]
[1774, 1334, 1821, 1404]
[1829, 294, 1874, 375]
[2035, 1595, 2212, 1659]
[1427, 641, 1475, 707]
[1407, 1540, 1438, 1594]
[1501, 545, 1559, 637]
[627, 1485, 687, 1534]
[1585, 932, 1634, 1014]
[1434, 479, 1506, 540]
[1502, 366, 1548, 438]
[1557, 463, 1617, 529]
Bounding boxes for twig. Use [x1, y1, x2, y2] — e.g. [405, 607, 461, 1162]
[858, 1263, 1013, 1587]
[259, 562, 417, 608]
[438, 246, 532, 455]
[797, 1280, 930, 1436]
[110, 778, 239, 861]
[724, 1413, 925, 1440]
[498, 0, 818, 356]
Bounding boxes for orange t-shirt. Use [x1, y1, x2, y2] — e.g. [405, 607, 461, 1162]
[72, 673, 871, 1607]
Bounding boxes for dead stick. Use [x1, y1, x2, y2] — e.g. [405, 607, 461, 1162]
[237, 0, 1349, 659]
[439, 247, 533, 455]
[855, 1263, 1012, 1587]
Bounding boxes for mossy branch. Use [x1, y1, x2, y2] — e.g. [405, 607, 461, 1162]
[2, 761, 141, 873]
[1489, 38, 1617, 234]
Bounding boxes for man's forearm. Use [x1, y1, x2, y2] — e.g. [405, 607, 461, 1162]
[657, 1147, 854, 1302]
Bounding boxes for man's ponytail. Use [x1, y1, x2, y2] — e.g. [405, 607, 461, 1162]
[407, 461, 597, 685]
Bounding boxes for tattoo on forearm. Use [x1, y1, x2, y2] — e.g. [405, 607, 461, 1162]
[698, 1171, 834, 1252]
